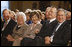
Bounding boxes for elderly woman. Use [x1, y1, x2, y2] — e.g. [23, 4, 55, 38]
[12, 12, 28, 46]
[7, 12, 28, 46]
[21, 11, 42, 46]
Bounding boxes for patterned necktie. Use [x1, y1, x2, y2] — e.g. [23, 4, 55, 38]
[2, 22, 7, 31]
[4, 22, 7, 28]
[52, 23, 59, 35]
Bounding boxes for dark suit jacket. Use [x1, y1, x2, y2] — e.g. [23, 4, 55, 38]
[66, 20, 71, 25]
[37, 20, 58, 38]
[2, 19, 17, 37]
[1, 19, 4, 30]
[1, 19, 17, 46]
[36, 20, 58, 46]
[51, 21, 71, 46]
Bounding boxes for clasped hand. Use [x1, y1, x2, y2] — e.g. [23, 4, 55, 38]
[45, 36, 51, 45]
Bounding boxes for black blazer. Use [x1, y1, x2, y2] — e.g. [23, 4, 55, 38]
[37, 20, 58, 38]
[51, 21, 71, 46]
[1, 19, 4, 30]
[35, 20, 58, 46]
[66, 20, 71, 25]
[1, 19, 17, 46]
[2, 19, 17, 37]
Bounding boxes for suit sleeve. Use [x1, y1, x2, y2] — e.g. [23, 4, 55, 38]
[52, 25, 71, 45]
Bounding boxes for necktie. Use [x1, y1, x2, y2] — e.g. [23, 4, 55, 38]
[52, 23, 59, 35]
[45, 20, 50, 26]
[4, 22, 7, 28]
[2, 22, 7, 31]
[50, 23, 59, 42]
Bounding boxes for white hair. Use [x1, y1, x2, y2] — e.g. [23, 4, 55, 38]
[53, 7, 57, 14]
[16, 12, 26, 22]
[50, 7, 57, 15]
[46, 7, 57, 14]
[58, 8, 65, 12]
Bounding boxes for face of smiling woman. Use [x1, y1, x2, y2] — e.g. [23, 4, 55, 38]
[32, 14, 38, 24]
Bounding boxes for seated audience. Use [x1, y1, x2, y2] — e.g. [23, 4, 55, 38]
[45, 9, 71, 46]
[21, 11, 42, 46]
[1, 6, 71, 46]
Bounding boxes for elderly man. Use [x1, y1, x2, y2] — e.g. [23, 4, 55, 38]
[37, 7, 57, 37]
[45, 9, 71, 46]
[37, 7, 58, 46]
[1, 9, 17, 46]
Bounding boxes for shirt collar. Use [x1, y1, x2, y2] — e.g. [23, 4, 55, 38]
[58, 20, 66, 25]
[5, 18, 11, 24]
[49, 18, 56, 23]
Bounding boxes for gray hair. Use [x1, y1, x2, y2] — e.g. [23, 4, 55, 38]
[16, 12, 26, 22]
[46, 7, 57, 14]
[57, 8, 65, 15]
[51, 7, 57, 15]
[58, 8, 65, 12]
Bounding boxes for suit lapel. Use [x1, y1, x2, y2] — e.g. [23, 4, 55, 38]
[55, 21, 67, 34]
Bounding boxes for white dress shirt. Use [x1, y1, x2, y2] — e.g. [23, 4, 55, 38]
[49, 18, 56, 23]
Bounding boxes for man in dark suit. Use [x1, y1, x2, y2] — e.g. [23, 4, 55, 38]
[36, 7, 58, 46]
[45, 9, 71, 46]
[1, 9, 17, 46]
